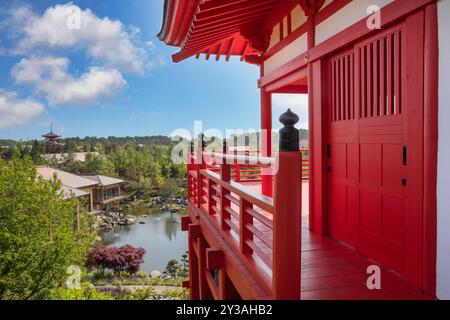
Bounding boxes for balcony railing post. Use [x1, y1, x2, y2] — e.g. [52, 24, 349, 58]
[233, 136, 241, 182]
[196, 134, 206, 208]
[239, 198, 253, 254]
[220, 139, 231, 231]
[273, 109, 302, 300]
[187, 140, 193, 203]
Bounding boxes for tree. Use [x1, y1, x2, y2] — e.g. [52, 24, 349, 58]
[180, 252, 188, 278]
[0, 157, 95, 299]
[164, 259, 180, 278]
[87, 244, 145, 275]
[160, 179, 178, 197]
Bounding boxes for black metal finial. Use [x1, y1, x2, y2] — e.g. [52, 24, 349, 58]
[279, 108, 300, 152]
[223, 139, 227, 153]
[198, 133, 206, 149]
[190, 140, 194, 153]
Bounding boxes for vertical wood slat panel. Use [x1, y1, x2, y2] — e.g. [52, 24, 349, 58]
[351, 54, 354, 119]
[373, 40, 380, 116]
[368, 43, 373, 117]
[355, 30, 402, 119]
[340, 58, 344, 121]
[394, 31, 401, 114]
[331, 61, 335, 121]
[387, 34, 394, 115]
[361, 46, 367, 118]
[329, 51, 355, 123]
[380, 37, 386, 116]
[347, 55, 352, 120]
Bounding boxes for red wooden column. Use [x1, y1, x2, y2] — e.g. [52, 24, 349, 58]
[260, 85, 273, 197]
[220, 139, 231, 231]
[196, 134, 207, 208]
[309, 60, 328, 235]
[423, 2, 438, 296]
[188, 224, 200, 300]
[273, 109, 302, 300]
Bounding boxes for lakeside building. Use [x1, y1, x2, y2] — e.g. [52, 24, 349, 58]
[158, 0, 448, 300]
[36, 166, 126, 213]
[81, 175, 127, 211]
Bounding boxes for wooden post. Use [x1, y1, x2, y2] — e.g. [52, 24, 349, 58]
[273, 109, 302, 300]
[221, 139, 231, 231]
[261, 87, 273, 197]
[233, 136, 241, 182]
[188, 224, 200, 300]
[197, 134, 206, 208]
[239, 198, 253, 254]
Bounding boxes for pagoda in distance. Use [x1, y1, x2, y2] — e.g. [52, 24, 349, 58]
[42, 124, 61, 146]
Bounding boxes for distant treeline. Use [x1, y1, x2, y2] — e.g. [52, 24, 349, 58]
[0, 135, 175, 148]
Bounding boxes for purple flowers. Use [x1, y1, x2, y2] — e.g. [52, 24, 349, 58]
[87, 244, 146, 274]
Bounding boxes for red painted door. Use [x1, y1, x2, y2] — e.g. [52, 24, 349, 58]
[327, 15, 424, 287]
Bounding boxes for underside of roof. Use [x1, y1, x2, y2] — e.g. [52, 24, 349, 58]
[158, 0, 325, 63]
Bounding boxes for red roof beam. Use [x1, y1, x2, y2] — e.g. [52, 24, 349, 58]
[199, 0, 250, 12]
[191, 14, 270, 33]
[226, 38, 236, 62]
[185, 25, 243, 43]
[193, 6, 273, 27]
[195, 0, 277, 22]
[183, 31, 241, 48]
[215, 42, 223, 61]
[240, 42, 249, 61]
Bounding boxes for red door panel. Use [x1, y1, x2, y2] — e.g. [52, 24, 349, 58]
[326, 18, 424, 287]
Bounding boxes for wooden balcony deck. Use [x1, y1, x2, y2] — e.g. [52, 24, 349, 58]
[239, 180, 432, 300]
[187, 166, 433, 300]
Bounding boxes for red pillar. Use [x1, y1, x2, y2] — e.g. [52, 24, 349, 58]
[260, 85, 273, 197]
[273, 109, 302, 300]
[310, 60, 328, 235]
[188, 224, 200, 300]
[197, 236, 213, 299]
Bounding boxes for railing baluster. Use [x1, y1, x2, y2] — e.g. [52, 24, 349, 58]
[239, 198, 253, 254]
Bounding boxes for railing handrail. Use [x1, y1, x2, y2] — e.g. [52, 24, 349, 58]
[202, 151, 275, 167]
[203, 169, 274, 214]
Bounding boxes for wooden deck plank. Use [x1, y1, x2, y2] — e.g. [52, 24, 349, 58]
[199, 180, 432, 300]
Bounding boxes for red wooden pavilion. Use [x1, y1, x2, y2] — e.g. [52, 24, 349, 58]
[158, 0, 444, 300]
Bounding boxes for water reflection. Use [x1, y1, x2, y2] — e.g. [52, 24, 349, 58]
[101, 206, 188, 273]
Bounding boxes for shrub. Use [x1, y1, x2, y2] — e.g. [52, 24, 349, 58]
[51, 283, 114, 300]
[164, 259, 180, 278]
[87, 244, 145, 274]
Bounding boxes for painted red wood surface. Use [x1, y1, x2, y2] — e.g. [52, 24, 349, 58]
[187, 178, 432, 300]
[326, 17, 424, 287]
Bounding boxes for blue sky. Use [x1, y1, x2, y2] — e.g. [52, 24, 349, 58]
[0, 0, 307, 140]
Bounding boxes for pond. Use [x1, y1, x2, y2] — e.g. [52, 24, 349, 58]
[101, 206, 188, 273]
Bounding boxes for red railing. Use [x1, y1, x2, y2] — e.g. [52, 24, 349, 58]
[203, 149, 310, 182]
[188, 152, 276, 293]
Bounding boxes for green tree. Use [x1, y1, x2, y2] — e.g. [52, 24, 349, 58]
[0, 157, 95, 300]
[164, 259, 180, 278]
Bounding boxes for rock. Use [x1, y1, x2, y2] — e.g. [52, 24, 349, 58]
[150, 270, 161, 279]
[125, 215, 136, 225]
[139, 221, 146, 224]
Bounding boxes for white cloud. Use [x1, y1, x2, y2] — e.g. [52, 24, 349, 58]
[8, 3, 157, 74]
[0, 90, 44, 129]
[12, 56, 127, 106]
[272, 94, 309, 129]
